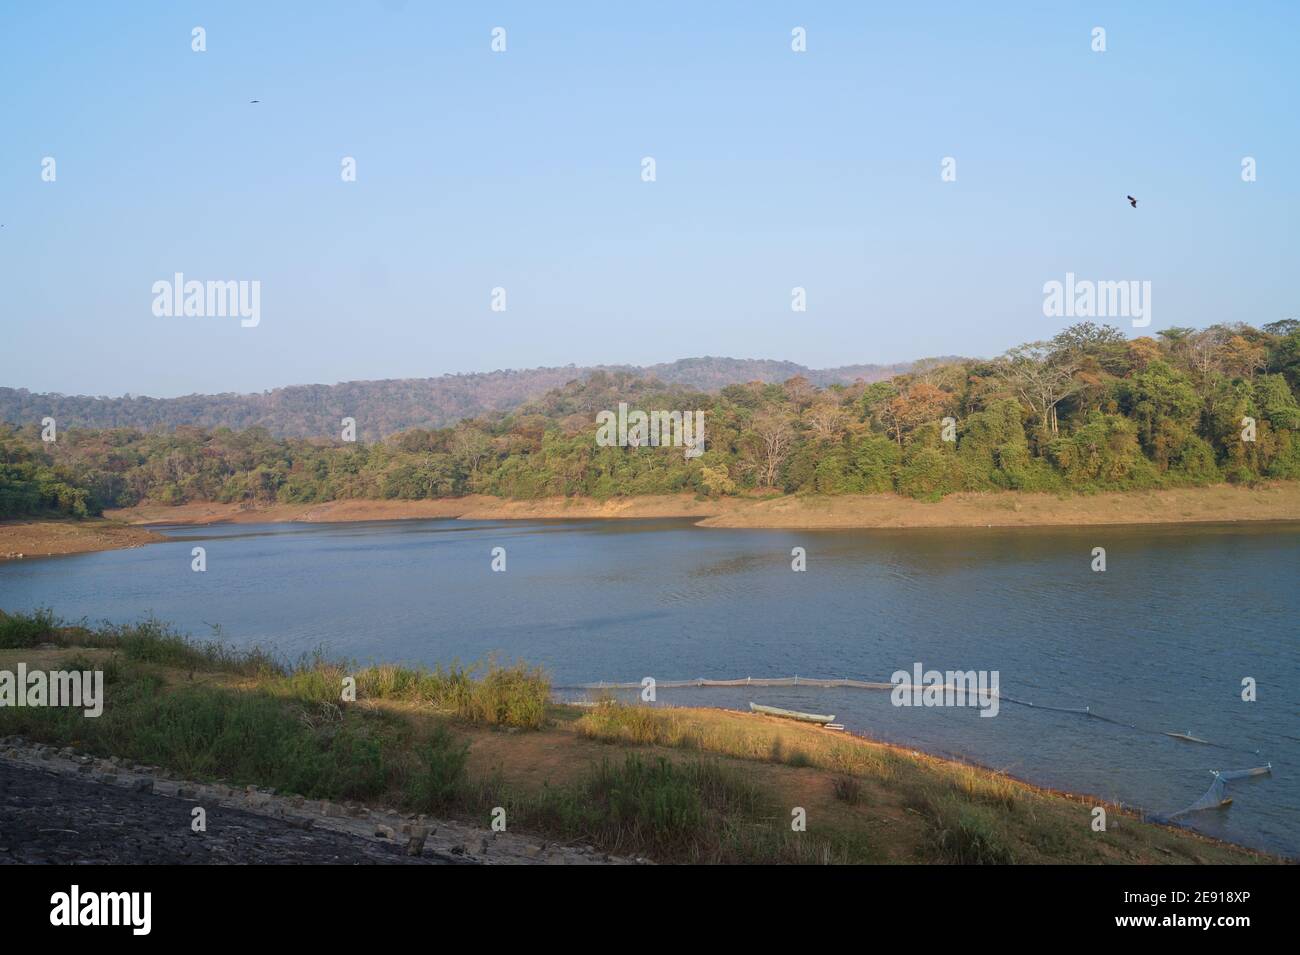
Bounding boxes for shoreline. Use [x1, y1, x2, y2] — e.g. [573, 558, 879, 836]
[109, 485, 1300, 530]
[0, 701, 1279, 864]
[3, 483, 1297, 559]
[0, 518, 165, 561]
[698, 482, 1300, 529]
[0, 626, 1282, 864]
[106, 483, 1300, 531]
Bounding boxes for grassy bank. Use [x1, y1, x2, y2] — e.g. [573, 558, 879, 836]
[0, 610, 1279, 864]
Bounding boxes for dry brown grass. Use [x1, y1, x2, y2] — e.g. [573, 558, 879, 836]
[563, 701, 1278, 864]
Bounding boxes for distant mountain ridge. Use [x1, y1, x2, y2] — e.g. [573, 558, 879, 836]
[638, 357, 916, 390]
[0, 357, 918, 439]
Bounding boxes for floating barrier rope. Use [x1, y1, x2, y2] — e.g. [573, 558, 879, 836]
[554, 676, 1266, 757]
[556, 676, 897, 690]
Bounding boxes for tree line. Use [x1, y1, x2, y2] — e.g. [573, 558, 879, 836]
[0, 357, 907, 440]
[2, 321, 1298, 519]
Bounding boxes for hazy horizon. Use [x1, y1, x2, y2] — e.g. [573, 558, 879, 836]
[0, 321, 1240, 401]
[5, 352, 925, 400]
[4, 1, 1297, 397]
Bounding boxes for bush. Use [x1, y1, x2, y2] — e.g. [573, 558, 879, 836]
[0, 607, 58, 648]
[404, 726, 470, 813]
[832, 775, 863, 805]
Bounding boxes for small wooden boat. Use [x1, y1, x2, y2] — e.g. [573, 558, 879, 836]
[749, 702, 835, 724]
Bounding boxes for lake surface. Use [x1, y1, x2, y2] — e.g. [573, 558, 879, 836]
[2, 517, 1296, 856]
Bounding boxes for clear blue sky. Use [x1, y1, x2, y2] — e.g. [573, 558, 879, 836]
[2, 1, 1296, 397]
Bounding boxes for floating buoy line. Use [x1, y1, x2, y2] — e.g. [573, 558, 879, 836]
[555, 674, 1275, 820]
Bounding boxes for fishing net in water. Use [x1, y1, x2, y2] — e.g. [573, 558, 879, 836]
[1163, 766, 1272, 820]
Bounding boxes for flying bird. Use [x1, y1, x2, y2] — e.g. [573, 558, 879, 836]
[1126, 195, 1138, 208]
[249, 99, 260, 104]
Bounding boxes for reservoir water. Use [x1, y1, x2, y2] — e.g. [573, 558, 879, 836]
[1, 517, 1296, 855]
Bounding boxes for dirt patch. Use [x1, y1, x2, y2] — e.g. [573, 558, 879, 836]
[0, 519, 164, 560]
[105, 494, 739, 526]
[103, 484, 1300, 532]
[697, 483, 1300, 529]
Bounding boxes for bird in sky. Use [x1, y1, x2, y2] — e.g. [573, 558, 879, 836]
[1126, 195, 1138, 208]
[249, 99, 260, 104]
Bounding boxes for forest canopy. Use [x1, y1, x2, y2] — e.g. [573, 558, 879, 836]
[3, 321, 1298, 519]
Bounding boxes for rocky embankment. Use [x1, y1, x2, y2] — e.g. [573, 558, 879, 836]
[0, 738, 642, 865]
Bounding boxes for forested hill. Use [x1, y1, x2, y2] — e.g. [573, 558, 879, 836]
[3, 322, 1298, 520]
[0, 357, 913, 439]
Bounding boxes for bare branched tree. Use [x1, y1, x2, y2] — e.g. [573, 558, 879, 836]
[1187, 327, 1229, 386]
[804, 402, 848, 443]
[996, 343, 1081, 436]
[740, 411, 796, 488]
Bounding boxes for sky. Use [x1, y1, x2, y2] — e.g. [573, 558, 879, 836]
[1, 1, 1296, 398]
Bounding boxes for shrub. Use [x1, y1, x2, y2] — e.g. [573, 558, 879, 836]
[404, 725, 470, 813]
[0, 607, 58, 648]
[832, 775, 863, 805]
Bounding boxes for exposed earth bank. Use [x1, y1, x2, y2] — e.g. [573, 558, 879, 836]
[0, 519, 163, 560]
[3, 483, 1296, 560]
